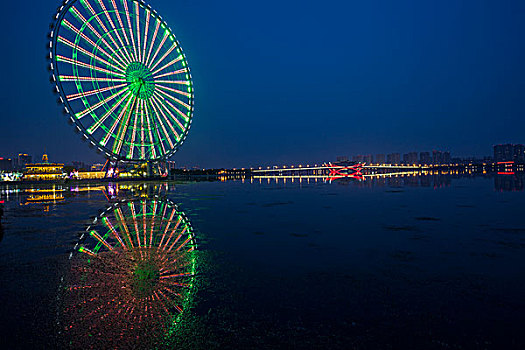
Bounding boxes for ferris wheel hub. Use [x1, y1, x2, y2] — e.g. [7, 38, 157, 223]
[125, 62, 155, 100]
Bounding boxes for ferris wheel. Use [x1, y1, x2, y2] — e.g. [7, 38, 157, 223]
[48, 0, 194, 162]
[62, 197, 197, 347]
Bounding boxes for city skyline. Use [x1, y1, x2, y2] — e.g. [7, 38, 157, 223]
[1, 0, 524, 168]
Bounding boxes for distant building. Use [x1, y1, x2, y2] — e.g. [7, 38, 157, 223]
[336, 156, 349, 162]
[18, 154, 32, 169]
[387, 153, 401, 164]
[494, 144, 525, 163]
[91, 163, 104, 171]
[402, 152, 418, 165]
[443, 152, 451, 164]
[0, 158, 13, 172]
[363, 155, 373, 164]
[420, 152, 431, 165]
[352, 155, 364, 163]
[375, 154, 385, 164]
[432, 150, 442, 164]
[72, 161, 87, 170]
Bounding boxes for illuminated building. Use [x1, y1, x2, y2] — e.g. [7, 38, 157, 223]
[23, 154, 64, 181]
[91, 163, 104, 171]
[75, 171, 105, 180]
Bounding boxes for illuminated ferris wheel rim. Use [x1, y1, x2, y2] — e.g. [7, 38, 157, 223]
[48, 0, 195, 162]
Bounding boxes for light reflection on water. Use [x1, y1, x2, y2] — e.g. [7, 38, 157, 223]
[0, 174, 524, 349]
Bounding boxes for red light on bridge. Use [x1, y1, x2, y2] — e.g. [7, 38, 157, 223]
[497, 172, 515, 175]
[497, 161, 514, 164]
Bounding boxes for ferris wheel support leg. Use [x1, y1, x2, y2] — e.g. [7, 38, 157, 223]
[105, 159, 120, 179]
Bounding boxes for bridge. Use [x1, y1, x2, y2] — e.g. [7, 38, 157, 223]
[251, 163, 428, 182]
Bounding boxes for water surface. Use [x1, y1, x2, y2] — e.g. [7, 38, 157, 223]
[0, 175, 524, 349]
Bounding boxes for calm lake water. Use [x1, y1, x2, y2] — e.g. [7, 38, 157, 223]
[0, 174, 524, 349]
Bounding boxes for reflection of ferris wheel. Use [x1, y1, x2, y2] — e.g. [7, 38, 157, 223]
[49, 0, 194, 162]
[62, 197, 197, 347]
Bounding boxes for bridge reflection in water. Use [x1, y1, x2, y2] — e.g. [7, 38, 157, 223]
[59, 196, 197, 349]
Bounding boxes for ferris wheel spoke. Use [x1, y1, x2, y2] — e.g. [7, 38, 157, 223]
[87, 90, 131, 133]
[100, 93, 135, 146]
[154, 89, 190, 112]
[153, 91, 191, 129]
[150, 48, 180, 75]
[147, 31, 169, 70]
[56, 54, 124, 78]
[153, 67, 188, 79]
[122, 0, 139, 62]
[57, 36, 125, 74]
[152, 80, 190, 86]
[128, 202, 142, 248]
[76, 86, 129, 119]
[143, 100, 158, 159]
[126, 98, 141, 159]
[96, 0, 135, 64]
[140, 200, 147, 247]
[139, 101, 146, 159]
[115, 207, 134, 248]
[158, 209, 177, 248]
[101, 217, 127, 249]
[149, 97, 179, 146]
[170, 231, 191, 253]
[166, 226, 187, 252]
[79, 246, 96, 257]
[156, 289, 183, 313]
[161, 217, 182, 250]
[145, 98, 167, 157]
[109, 0, 135, 59]
[59, 75, 125, 83]
[89, 229, 114, 251]
[148, 100, 177, 149]
[160, 272, 193, 280]
[134, 2, 142, 62]
[66, 83, 127, 101]
[156, 84, 191, 98]
[80, 0, 131, 66]
[113, 93, 140, 155]
[148, 201, 159, 247]
[151, 94, 185, 136]
[145, 19, 161, 67]
[142, 9, 151, 66]
[68, 8, 129, 69]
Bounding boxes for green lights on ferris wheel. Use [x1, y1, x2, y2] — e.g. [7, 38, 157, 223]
[49, 0, 194, 161]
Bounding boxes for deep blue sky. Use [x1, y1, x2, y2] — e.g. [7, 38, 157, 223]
[0, 0, 524, 168]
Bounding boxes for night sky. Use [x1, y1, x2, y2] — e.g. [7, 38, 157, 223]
[0, 0, 524, 168]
